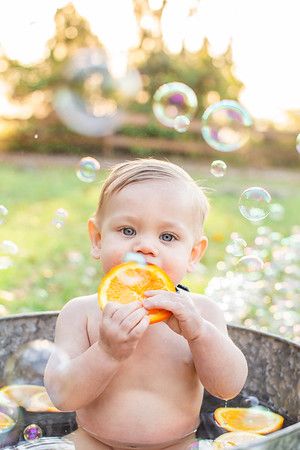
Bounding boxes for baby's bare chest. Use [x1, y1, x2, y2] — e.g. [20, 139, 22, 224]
[87, 310, 194, 376]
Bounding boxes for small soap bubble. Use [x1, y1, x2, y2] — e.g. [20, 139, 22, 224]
[201, 100, 253, 152]
[226, 237, 247, 257]
[0, 256, 13, 270]
[0, 205, 8, 224]
[52, 208, 68, 229]
[152, 82, 197, 129]
[236, 255, 264, 273]
[123, 252, 147, 266]
[239, 187, 272, 222]
[173, 115, 190, 133]
[296, 133, 300, 154]
[0, 240, 19, 255]
[269, 203, 285, 221]
[241, 396, 260, 407]
[23, 424, 43, 442]
[210, 160, 227, 177]
[76, 157, 100, 183]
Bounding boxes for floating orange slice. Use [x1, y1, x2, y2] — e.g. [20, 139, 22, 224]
[0, 384, 59, 412]
[214, 407, 284, 435]
[0, 411, 15, 431]
[26, 390, 60, 413]
[98, 262, 176, 324]
[213, 431, 265, 448]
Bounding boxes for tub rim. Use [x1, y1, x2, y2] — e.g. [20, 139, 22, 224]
[0, 311, 299, 447]
[0, 311, 299, 351]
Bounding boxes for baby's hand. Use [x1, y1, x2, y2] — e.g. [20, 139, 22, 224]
[143, 290, 204, 342]
[99, 301, 150, 361]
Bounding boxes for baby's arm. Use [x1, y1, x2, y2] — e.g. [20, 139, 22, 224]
[143, 291, 248, 400]
[44, 297, 149, 411]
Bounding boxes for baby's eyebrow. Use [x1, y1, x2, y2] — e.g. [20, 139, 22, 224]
[109, 215, 139, 224]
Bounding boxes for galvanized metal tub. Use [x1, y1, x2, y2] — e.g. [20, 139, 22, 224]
[0, 312, 299, 449]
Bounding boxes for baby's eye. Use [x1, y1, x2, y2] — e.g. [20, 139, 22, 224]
[160, 233, 176, 242]
[121, 227, 136, 236]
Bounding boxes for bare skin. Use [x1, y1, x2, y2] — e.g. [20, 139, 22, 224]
[45, 179, 248, 450]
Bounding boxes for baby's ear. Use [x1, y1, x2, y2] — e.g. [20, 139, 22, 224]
[187, 236, 208, 272]
[88, 218, 101, 260]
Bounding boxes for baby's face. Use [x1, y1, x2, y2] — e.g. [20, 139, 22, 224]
[92, 179, 207, 285]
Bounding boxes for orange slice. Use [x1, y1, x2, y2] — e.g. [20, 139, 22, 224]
[98, 262, 176, 324]
[0, 384, 59, 412]
[214, 407, 284, 435]
[26, 390, 60, 413]
[213, 431, 265, 448]
[0, 411, 15, 431]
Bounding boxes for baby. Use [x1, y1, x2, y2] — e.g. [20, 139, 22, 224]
[44, 158, 248, 450]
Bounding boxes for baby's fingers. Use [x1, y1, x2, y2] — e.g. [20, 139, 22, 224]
[129, 315, 150, 339]
[120, 306, 148, 333]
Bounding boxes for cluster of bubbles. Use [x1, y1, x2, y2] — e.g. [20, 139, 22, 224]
[205, 226, 300, 343]
[152, 82, 253, 154]
[52, 209, 68, 230]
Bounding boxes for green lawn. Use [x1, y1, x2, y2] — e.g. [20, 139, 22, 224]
[1, 160, 300, 317]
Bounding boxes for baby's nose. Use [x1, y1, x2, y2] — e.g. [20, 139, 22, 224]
[132, 239, 158, 256]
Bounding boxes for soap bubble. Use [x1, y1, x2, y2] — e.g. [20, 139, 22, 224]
[0, 205, 8, 224]
[123, 252, 147, 266]
[23, 424, 43, 442]
[3, 340, 69, 386]
[226, 236, 247, 257]
[173, 115, 190, 133]
[240, 396, 260, 407]
[236, 255, 264, 273]
[210, 160, 227, 177]
[0, 393, 21, 447]
[76, 157, 100, 183]
[52, 208, 68, 229]
[152, 82, 197, 129]
[269, 203, 285, 221]
[53, 49, 141, 137]
[0, 240, 19, 255]
[201, 100, 253, 152]
[296, 133, 300, 154]
[239, 187, 272, 222]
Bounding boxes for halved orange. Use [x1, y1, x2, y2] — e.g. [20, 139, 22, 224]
[26, 390, 60, 413]
[0, 384, 59, 412]
[98, 262, 176, 324]
[0, 411, 15, 431]
[214, 407, 284, 435]
[213, 431, 265, 448]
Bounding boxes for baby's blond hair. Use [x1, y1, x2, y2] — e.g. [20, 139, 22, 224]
[94, 158, 209, 237]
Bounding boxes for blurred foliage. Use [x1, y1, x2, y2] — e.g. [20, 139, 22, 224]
[0, 1, 298, 168]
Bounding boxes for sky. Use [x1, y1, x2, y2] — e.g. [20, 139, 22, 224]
[0, 0, 299, 125]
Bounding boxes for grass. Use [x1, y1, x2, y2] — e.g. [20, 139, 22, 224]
[1, 160, 300, 317]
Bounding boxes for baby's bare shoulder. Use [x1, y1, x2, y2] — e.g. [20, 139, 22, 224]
[190, 293, 227, 334]
[58, 294, 98, 325]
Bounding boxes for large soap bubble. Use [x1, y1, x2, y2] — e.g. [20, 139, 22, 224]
[239, 187, 272, 222]
[201, 100, 253, 152]
[152, 82, 197, 129]
[53, 48, 141, 137]
[3, 340, 68, 386]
